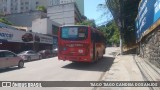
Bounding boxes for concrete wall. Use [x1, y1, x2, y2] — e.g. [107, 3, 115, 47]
[32, 18, 61, 35]
[32, 18, 48, 34]
[47, 3, 81, 25]
[5, 11, 47, 27]
[75, 0, 84, 15]
[59, 0, 84, 15]
[139, 27, 160, 68]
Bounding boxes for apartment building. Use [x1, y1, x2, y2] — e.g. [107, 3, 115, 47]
[47, 2, 82, 25]
[0, 0, 3, 15]
[49, 0, 84, 15]
[0, 0, 8, 15]
[0, 0, 84, 15]
[0, 0, 48, 14]
[59, 0, 84, 15]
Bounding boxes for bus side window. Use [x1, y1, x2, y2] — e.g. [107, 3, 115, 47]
[94, 33, 98, 43]
[91, 30, 95, 42]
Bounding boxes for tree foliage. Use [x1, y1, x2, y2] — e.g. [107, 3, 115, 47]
[76, 19, 96, 28]
[36, 6, 47, 13]
[0, 18, 12, 25]
[105, 0, 140, 47]
[98, 20, 119, 46]
[81, 15, 87, 21]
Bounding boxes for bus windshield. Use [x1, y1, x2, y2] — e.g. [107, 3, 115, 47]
[61, 27, 88, 40]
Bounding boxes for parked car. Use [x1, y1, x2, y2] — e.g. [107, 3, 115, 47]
[38, 50, 53, 59]
[0, 50, 24, 69]
[18, 50, 42, 61]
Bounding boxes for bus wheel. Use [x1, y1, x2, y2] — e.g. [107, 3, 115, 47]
[103, 50, 105, 54]
[100, 55, 104, 60]
[72, 61, 78, 63]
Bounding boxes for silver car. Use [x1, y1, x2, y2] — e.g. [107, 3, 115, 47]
[18, 50, 42, 61]
[0, 50, 24, 69]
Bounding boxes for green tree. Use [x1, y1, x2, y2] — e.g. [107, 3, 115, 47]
[105, 0, 140, 46]
[0, 18, 12, 25]
[36, 6, 47, 13]
[81, 15, 87, 21]
[98, 20, 119, 46]
[98, 0, 140, 54]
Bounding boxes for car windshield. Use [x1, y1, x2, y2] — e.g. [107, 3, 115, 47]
[39, 50, 44, 53]
[61, 26, 88, 40]
[19, 51, 27, 54]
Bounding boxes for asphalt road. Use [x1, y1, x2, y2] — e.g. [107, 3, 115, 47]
[0, 47, 119, 90]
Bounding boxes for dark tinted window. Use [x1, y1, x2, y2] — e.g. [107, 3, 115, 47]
[27, 51, 31, 54]
[92, 30, 105, 43]
[4, 52, 16, 57]
[28, 51, 35, 54]
[0, 52, 5, 58]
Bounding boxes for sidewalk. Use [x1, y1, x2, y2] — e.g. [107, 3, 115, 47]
[98, 54, 160, 90]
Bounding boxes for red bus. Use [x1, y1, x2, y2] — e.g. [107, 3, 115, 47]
[58, 25, 106, 63]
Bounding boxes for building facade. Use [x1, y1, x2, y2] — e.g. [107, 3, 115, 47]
[5, 11, 47, 28]
[47, 2, 82, 25]
[0, 0, 3, 15]
[49, 0, 84, 15]
[0, 0, 48, 15]
[75, 0, 84, 15]
[0, 0, 30, 14]
[0, 0, 84, 15]
[0, 0, 9, 15]
[0, 22, 54, 53]
[59, 0, 84, 15]
[32, 18, 61, 36]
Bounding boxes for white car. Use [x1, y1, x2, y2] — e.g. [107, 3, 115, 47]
[18, 50, 42, 61]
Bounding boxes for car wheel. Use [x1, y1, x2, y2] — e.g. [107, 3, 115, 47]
[18, 60, 24, 68]
[27, 57, 31, 61]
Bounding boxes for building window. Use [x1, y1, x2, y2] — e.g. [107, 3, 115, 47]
[26, 7, 28, 10]
[25, 2, 29, 5]
[21, 7, 23, 10]
[4, 7, 7, 12]
[21, 2, 23, 5]
[36, 1, 39, 5]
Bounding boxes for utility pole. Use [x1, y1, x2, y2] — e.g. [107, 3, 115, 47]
[119, 0, 124, 55]
[105, 0, 124, 54]
[118, 19, 123, 55]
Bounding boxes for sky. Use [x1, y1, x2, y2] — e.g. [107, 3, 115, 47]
[84, 0, 113, 26]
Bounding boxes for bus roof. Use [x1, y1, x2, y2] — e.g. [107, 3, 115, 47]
[60, 25, 89, 27]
